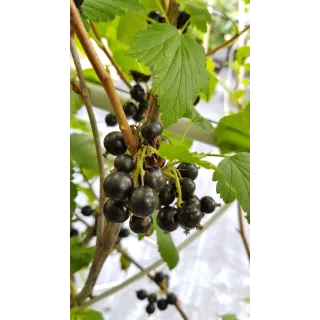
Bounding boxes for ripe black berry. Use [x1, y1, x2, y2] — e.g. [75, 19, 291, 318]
[141, 120, 163, 141]
[129, 215, 153, 234]
[74, 0, 84, 10]
[103, 131, 127, 156]
[139, 100, 148, 112]
[159, 185, 176, 206]
[177, 163, 198, 180]
[119, 228, 130, 238]
[130, 84, 145, 102]
[132, 110, 145, 122]
[177, 11, 191, 30]
[81, 205, 94, 216]
[136, 289, 147, 300]
[200, 196, 219, 213]
[148, 293, 157, 304]
[128, 186, 159, 217]
[114, 154, 136, 173]
[166, 292, 177, 305]
[161, 136, 171, 144]
[70, 228, 78, 237]
[194, 96, 200, 106]
[105, 113, 117, 126]
[157, 299, 168, 311]
[103, 171, 134, 202]
[123, 102, 137, 117]
[148, 11, 164, 24]
[146, 303, 156, 315]
[154, 271, 165, 284]
[130, 70, 151, 83]
[157, 207, 179, 232]
[103, 199, 129, 223]
[184, 195, 201, 209]
[178, 204, 202, 229]
[180, 178, 196, 200]
[144, 167, 166, 193]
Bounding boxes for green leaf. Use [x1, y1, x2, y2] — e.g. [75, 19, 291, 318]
[71, 89, 83, 118]
[221, 315, 238, 320]
[155, 220, 179, 270]
[120, 252, 131, 271]
[129, 24, 208, 128]
[70, 117, 93, 134]
[77, 186, 97, 204]
[70, 164, 78, 224]
[82, 0, 145, 23]
[236, 45, 250, 62]
[243, 0, 250, 5]
[81, 13, 90, 32]
[140, 0, 161, 10]
[162, 130, 193, 149]
[212, 152, 250, 218]
[70, 238, 95, 273]
[70, 308, 103, 320]
[215, 105, 250, 153]
[70, 134, 99, 173]
[200, 58, 218, 102]
[242, 297, 250, 303]
[83, 68, 101, 85]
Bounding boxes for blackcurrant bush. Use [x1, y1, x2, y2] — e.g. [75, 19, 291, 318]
[159, 185, 176, 206]
[148, 293, 157, 304]
[166, 292, 177, 305]
[180, 178, 196, 200]
[136, 289, 148, 300]
[119, 228, 130, 238]
[200, 196, 219, 214]
[70, 228, 78, 237]
[103, 199, 129, 223]
[161, 136, 171, 144]
[105, 113, 117, 126]
[74, 0, 84, 10]
[139, 100, 148, 112]
[184, 195, 201, 209]
[178, 204, 202, 229]
[123, 102, 137, 117]
[132, 110, 145, 122]
[148, 11, 164, 24]
[128, 186, 159, 217]
[177, 11, 191, 29]
[144, 167, 166, 193]
[103, 171, 134, 202]
[81, 205, 94, 216]
[130, 84, 145, 102]
[154, 271, 165, 284]
[129, 70, 151, 83]
[157, 299, 168, 311]
[103, 131, 127, 156]
[141, 120, 163, 141]
[194, 96, 200, 106]
[177, 162, 198, 180]
[146, 303, 156, 315]
[157, 207, 179, 232]
[129, 215, 153, 234]
[114, 154, 136, 173]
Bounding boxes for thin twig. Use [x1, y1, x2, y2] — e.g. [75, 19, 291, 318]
[237, 201, 250, 262]
[89, 21, 132, 89]
[74, 212, 91, 228]
[205, 25, 250, 57]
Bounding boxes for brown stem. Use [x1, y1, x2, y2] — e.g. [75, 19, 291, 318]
[89, 21, 132, 89]
[205, 25, 250, 57]
[167, 0, 179, 26]
[70, 0, 137, 152]
[116, 246, 189, 320]
[237, 202, 250, 262]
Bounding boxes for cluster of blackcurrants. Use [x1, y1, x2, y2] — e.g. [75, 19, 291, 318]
[70, 205, 95, 237]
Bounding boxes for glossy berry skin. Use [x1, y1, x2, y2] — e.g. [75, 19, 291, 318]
[129, 215, 153, 234]
[166, 292, 177, 305]
[148, 293, 157, 304]
[154, 271, 165, 283]
[178, 204, 202, 229]
[70, 228, 78, 237]
[180, 178, 196, 200]
[159, 185, 176, 206]
[103, 131, 127, 156]
[148, 11, 164, 24]
[177, 162, 198, 180]
[184, 195, 201, 209]
[105, 113, 117, 126]
[177, 11, 191, 29]
[132, 110, 145, 122]
[81, 205, 94, 216]
[141, 120, 163, 141]
[146, 303, 156, 315]
[139, 100, 148, 112]
[194, 96, 200, 106]
[144, 167, 166, 193]
[123, 102, 137, 117]
[119, 228, 130, 238]
[136, 289, 147, 300]
[200, 196, 217, 213]
[157, 299, 168, 311]
[103, 171, 133, 202]
[157, 207, 179, 232]
[128, 186, 159, 217]
[103, 199, 129, 223]
[130, 84, 145, 102]
[114, 154, 136, 173]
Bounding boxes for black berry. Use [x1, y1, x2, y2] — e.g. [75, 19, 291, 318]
[103, 199, 129, 223]
[178, 204, 202, 229]
[70, 228, 78, 237]
[194, 96, 200, 106]
[177, 11, 191, 29]
[166, 292, 177, 305]
[154, 271, 165, 284]
[159, 185, 176, 206]
[148, 11, 164, 24]
[161, 136, 171, 144]
[128, 186, 159, 217]
[184, 195, 201, 209]
[141, 120, 163, 141]
[123, 102, 137, 117]
[114, 154, 136, 173]
[105, 113, 117, 126]
[103, 131, 127, 156]
[146, 303, 156, 315]
[119, 228, 130, 238]
[130, 70, 151, 83]
[200, 196, 219, 214]
[144, 167, 166, 193]
[136, 289, 147, 300]
[81, 205, 94, 216]
[148, 293, 157, 304]
[139, 100, 149, 112]
[129, 215, 153, 234]
[132, 110, 145, 122]
[103, 171, 134, 202]
[157, 299, 168, 311]
[157, 207, 179, 232]
[177, 163, 198, 180]
[130, 84, 145, 102]
[180, 178, 196, 200]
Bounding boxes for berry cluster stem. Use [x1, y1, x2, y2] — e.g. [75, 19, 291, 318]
[237, 201, 250, 262]
[171, 168, 182, 207]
